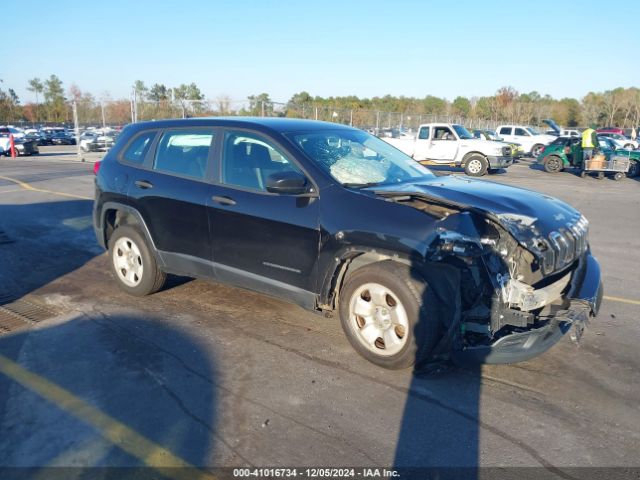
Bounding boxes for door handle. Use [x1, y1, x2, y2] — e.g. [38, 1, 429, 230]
[212, 195, 236, 206]
[134, 180, 153, 189]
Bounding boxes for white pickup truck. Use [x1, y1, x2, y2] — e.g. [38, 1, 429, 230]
[382, 123, 513, 176]
[496, 125, 556, 157]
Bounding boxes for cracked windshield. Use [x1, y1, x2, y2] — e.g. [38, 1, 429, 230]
[290, 130, 434, 186]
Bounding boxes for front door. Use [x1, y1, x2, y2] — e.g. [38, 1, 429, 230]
[427, 126, 458, 163]
[207, 129, 321, 297]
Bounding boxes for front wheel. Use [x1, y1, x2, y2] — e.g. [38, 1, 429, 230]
[543, 155, 563, 173]
[108, 225, 166, 296]
[339, 261, 439, 369]
[464, 154, 488, 176]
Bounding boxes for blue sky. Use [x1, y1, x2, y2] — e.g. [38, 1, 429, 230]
[2, 0, 638, 103]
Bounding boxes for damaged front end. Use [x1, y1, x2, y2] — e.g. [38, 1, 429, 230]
[379, 192, 603, 364]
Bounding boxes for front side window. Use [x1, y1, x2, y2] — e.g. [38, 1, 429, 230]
[122, 130, 156, 164]
[154, 129, 214, 179]
[526, 127, 541, 135]
[514, 128, 528, 136]
[289, 129, 435, 187]
[433, 127, 454, 140]
[222, 131, 302, 191]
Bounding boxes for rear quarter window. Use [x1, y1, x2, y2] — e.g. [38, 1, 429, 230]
[122, 131, 157, 165]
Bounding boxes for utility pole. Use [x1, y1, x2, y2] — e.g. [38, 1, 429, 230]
[101, 102, 106, 128]
[72, 101, 82, 162]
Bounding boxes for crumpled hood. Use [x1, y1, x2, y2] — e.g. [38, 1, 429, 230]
[371, 175, 582, 240]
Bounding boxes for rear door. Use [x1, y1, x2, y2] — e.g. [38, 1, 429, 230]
[207, 129, 320, 295]
[128, 127, 216, 277]
[412, 125, 431, 160]
[498, 126, 514, 143]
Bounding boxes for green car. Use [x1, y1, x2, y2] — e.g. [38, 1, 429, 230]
[537, 136, 640, 177]
[472, 129, 525, 159]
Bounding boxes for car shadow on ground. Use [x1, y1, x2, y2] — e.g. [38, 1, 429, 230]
[0, 314, 218, 478]
[0, 198, 219, 477]
[390, 257, 488, 478]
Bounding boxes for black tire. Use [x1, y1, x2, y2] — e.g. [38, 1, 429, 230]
[627, 161, 639, 178]
[543, 155, 563, 173]
[613, 172, 625, 181]
[463, 154, 488, 177]
[339, 261, 439, 369]
[488, 168, 499, 174]
[531, 144, 544, 157]
[579, 170, 587, 178]
[107, 225, 166, 296]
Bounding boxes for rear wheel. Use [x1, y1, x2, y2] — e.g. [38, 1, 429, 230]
[531, 144, 545, 157]
[339, 261, 439, 369]
[614, 172, 625, 181]
[463, 154, 488, 176]
[108, 225, 166, 296]
[543, 155, 563, 173]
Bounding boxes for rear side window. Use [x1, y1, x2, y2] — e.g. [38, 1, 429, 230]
[499, 127, 512, 135]
[154, 129, 214, 179]
[122, 131, 156, 164]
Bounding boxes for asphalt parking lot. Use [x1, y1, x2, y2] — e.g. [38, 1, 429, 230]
[0, 146, 639, 477]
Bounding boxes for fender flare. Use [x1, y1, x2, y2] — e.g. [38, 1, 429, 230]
[98, 201, 163, 265]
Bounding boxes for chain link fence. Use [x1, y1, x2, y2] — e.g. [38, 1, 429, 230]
[9, 98, 511, 135]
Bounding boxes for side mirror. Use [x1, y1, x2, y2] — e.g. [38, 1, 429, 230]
[266, 171, 309, 195]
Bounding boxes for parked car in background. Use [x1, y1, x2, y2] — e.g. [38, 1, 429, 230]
[80, 131, 118, 152]
[545, 129, 579, 137]
[0, 134, 39, 156]
[597, 132, 637, 150]
[537, 136, 639, 177]
[94, 117, 601, 369]
[36, 130, 54, 145]
[0, 126, 25, 139]
[51, 132, 76, 145]
[496, 125, 556, 157]
[596, 127, 625, 136]
[383, 123, 513, 176]
[471, 129, 525, 159]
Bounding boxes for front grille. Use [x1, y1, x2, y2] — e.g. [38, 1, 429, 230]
[534, 216, 589, 275]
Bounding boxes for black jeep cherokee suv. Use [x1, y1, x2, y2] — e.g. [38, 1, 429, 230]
[94, 118, 602, 369]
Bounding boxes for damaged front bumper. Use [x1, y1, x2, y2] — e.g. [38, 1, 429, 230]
[454, 253, 603, 364]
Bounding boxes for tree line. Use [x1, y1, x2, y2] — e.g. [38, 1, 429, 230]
[2, 74, 640, 129]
